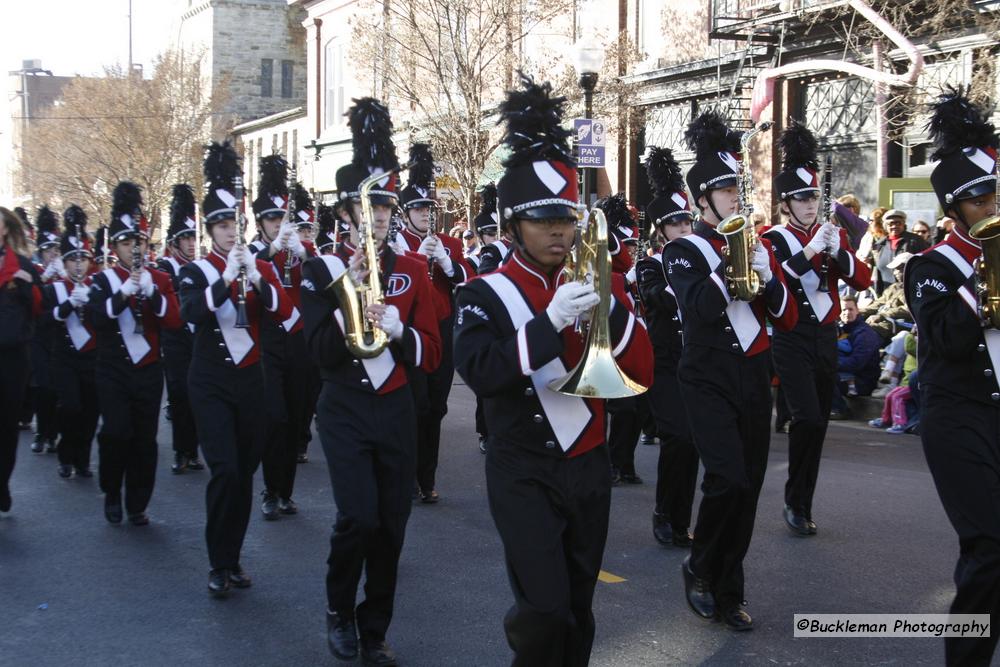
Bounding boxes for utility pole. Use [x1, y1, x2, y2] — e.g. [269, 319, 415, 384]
[128, 0, 134, 71]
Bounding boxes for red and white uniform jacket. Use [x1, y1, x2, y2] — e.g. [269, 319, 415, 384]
[454, 250, 654, 458]
[254, 240, 316, 335]
[397, 227, 475, 321]
[87, 264, 182, 367]
[299, 247, 442, 395]
[662, 220, 796, 357]
[178, 250, 294, 369]
[44, 276, 97, 357]
[763, 222, 871, 326]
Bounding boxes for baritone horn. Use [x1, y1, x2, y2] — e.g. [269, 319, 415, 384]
[548, 208, 648, 399]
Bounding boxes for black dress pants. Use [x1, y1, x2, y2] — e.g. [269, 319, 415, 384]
[413, 317, 453, 493]
[0, 345, 30, 505]
[262, 330, 310, 499]
[96, 361, 163, 514]
[29, 332, 58, 443]
[679, 346, 771, 610]
[190, 361, 267, 570]
[162, 335, 198, 458]
[647, 366, 698, 531]
[53, 354, 98, 470]
[772, 325, 837, 518]
[317, 383, 416, 644]
[607, 397, 641, 476]
[486, 441, 611, 667]
[921, 385, 1000, 667]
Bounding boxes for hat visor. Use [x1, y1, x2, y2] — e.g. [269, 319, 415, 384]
[707, 177, 738, 191]
[789, 190, 820, 201]
[513, 204, 578, 221]
[368, 194, 397, 207]
[955, 182, 997, 201]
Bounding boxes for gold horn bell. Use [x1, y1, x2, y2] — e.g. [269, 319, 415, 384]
[970, 212, 1000, 329]
[548, 208, 648, 399]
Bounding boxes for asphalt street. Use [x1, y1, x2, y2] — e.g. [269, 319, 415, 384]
[0, 381, 966, 666]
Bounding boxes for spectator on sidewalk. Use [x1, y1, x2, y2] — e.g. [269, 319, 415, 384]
[834, 194, 868, 250]
[830, 295, 882, 418]
[870, 209, 929, 295]
[912, 220, 932, 245]
[858, 252, 913, 342]
[869, 330, 919, 433]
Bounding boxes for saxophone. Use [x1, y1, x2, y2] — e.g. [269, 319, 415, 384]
[716, 121, 773, 302]
[325, 165, 411, 358]
[969, 168, 1000, 329]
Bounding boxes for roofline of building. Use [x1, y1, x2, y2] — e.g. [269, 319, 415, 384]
[232, 106, 306, 134]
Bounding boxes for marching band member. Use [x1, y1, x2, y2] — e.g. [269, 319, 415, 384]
[300, 97, 441, 665]
[316, 203, 339, 257]
[393, 143, 474, 503]
[179, 141, 293, 596]
[29, 206, 62, 455]
[44, 206, 99, 479]
[905, 90, 1000, 666]
[764, 121, 871, 536]
[454, 74, 652, 666]
[158, 184, 204, 474]
[471, 183, 500, 453]
[665, 111, 796, 629]
[636, 146, 699, 547]
[0, 207, 42, 514]
[252, 157, 313, 519]
[476, 189, 514, 276]
[87, 182, 182, 525]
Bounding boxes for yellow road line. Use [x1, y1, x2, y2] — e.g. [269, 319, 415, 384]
[598, 570, 626, 584]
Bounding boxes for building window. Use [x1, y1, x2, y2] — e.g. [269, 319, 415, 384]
[281, 60, 294, 98]
[261, 59, 273, 98]
[803, 77, 876, 141]
[644, 102, 692, 156]
[324, 40, 345, 129]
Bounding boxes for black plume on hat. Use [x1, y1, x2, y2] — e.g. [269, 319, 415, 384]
[401, 143, 435, 209]
[347, 97, 399, 172]
[596, 193, 638, 243]
[645, 146, 692, 226]
[499, 73, 574, 169]
[290, 182, 315, 224]
[63, 205, 87, 233]
[473, 182, 499, 234]
[316, 203, 337, 250]
[775, 120, 820, 201]
[36, 205, 60, 249]
[253, 154, 289, 220]
[60, 205, 91, 257]
[927, 87, 999, 209]
[168, 184, 197, 240]
[109, 181, 147, 241]
[684, 111, 742, 199]
[202, 140, 241, 224]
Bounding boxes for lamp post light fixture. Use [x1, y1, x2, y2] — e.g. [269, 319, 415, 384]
[574, 43, 604, 207]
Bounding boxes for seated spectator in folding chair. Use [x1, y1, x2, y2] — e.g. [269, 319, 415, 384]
[830, 295, 882, 418]
[857, 252, 913, 344]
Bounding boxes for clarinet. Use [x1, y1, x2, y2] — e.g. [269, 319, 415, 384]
[426, 177, 438, 279]
[132, 235, 145, 334]
[234, 175, 251, 329]
[817, 154, 833, 293]
[71, 220, 86, 320]
[282, 163, 297, 287]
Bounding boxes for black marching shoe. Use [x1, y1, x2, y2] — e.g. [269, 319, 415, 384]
[228, 564, 252, 588]
[58, 464, 73, 478]
[208, 569, 230, 597]
[171, 453, 188, 474]
[296, 451, 309, 464]
[104, 495, 123, 524]
[619, 472, 644, 485]
[75, 467, 93, 478]
[128, 512, 149, 526]
[360, 639, 398, 666]
[261, 491, 280, 520]
[652, 512, 673, 545]
[718, 603, 754, 631]
[278, 497, 298, 515]
[0, 487, 11, 513]
[783, 505, 812, 537]
[681, 555, 715, 619]
[186, 456, 204, 471]
[478, 435, 487, 454]
[31, 435, 44, 453]
[806, 518, 818, 535]
[326, 611, 359, 660]
[672, 529, 694, 548]
[45, 438, 57, 454]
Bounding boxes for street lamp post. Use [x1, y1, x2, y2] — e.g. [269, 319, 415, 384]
[575, 43, 604, 208]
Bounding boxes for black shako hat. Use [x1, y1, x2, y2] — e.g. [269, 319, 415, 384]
[253, 154, 289, 221]
[474, 182, 499, 235]
[167, 184, 198, 242]
[289, 182, 315, 226]
[35, 205, 61, 250]
[596, 193, 638, 243]
[202, 141, 241, 224]
[336, 97, 400, 207]
[496, 73, 578, 222]
[644, 146, 691, 226]
[400, 143, 435, 210]
[60, 205, 92, 258]
[774, 120, 820, 201]
[108, 182, 149, 242]
[927, 88, 998, 211]
[94, 226, 110, 263]
[316, 203, 337, 251]
[684, 110, 742, 200]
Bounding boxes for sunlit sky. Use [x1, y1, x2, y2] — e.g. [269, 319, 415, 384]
[2, 0, 178, 77]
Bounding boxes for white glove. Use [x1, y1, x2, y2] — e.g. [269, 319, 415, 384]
[139, 270, 155, 297]
[388, 235, 409, 257]
[269, 222, 296, 256]
[806, 225, 832, 254]
[751, 243, 772, 284]
[417, 234, 438, 258]
[243, 248, 261, 285]
[42, 257, 65, 281]
[289, 233, 308, 260]
[377, 304, 405, 341]
[69, 284, 90, 307]
[432, 240, 454, 277]
[546, 281, 600, 332]
[825, 224, 842, 252]
[222, 246, 243, 283]
[625, 265, 637, 285]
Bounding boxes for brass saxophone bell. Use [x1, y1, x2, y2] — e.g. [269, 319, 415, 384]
[970, 213, 1000, 329]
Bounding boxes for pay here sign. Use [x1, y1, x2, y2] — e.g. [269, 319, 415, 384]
[574, 118, 606, 168]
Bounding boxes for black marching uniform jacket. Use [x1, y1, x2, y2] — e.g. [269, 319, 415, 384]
[157, 253, 199, 459]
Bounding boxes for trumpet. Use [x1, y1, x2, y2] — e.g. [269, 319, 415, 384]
[717, 121, 773, 302]
[549, 208, 648, 399]
[326, 163, 412, 358]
